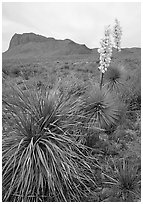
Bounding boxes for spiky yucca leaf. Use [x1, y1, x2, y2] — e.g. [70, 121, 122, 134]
[83, 85, 122, 130]
[103, 158, 141, 201]
[3, 86, 96, 202]
[104, 64, 127, 93]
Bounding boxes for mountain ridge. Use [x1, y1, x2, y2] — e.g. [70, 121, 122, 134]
[3, 32, 141, 60]
[3, 32, 93, 59]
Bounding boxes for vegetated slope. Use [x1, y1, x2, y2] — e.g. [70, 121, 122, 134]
[3, 33, 92, 59]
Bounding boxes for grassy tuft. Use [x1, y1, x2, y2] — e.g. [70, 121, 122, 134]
[102, 158, 141, 201]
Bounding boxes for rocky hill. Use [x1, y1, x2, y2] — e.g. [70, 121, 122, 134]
[8, 33, 49, 49]
[3, 33, 92, 59]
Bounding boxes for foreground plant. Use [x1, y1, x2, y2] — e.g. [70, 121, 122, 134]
[2, 86, 97, 202]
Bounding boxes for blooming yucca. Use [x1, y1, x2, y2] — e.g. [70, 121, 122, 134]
[113, 18, 122, 52]
[98, 26, 113, 74]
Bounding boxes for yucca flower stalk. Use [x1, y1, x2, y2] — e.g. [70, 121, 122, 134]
[98, 26, 113, 89]
[2, 86, 97, 202]
[113, 18, 122, 52]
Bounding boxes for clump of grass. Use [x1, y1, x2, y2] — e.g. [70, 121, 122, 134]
[102, 158, 141, 201]
[2, 86, 97, 202]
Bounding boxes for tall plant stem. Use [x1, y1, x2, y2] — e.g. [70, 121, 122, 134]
[100, 72, 104, 90]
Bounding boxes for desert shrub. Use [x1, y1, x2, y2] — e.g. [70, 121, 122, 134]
[2, 86, 97, 202]
[102, 158, 141, 201]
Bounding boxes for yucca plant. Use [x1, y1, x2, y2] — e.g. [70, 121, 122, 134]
[103, 64, 127, 93]
[97, 25, 113, 89]
[2, 86, 97, 202]
[82, 85, 123, 131]
[102, 158, 141, 201]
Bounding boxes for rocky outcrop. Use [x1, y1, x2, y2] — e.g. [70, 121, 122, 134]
[4, 33, 92, 59]
[9, 33, 54, 49]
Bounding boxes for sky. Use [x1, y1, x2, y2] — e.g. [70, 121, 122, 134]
[2, 2, 141, 52]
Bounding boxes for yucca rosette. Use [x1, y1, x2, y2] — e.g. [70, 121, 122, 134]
[2, 86, 97, 202]
[83, 85, 122, 130]
[103, 64, 127, 93]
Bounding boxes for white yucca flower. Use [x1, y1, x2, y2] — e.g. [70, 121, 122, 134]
[113, 18, 122, 52]
[98, 26, 113, 73]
